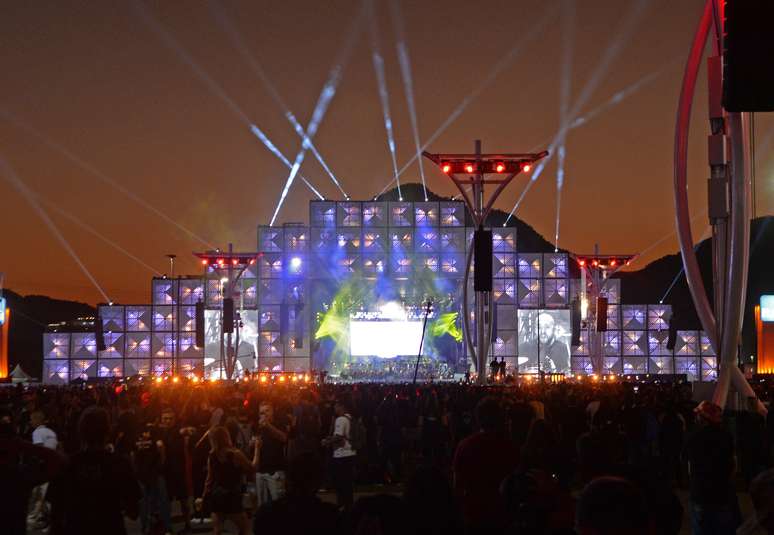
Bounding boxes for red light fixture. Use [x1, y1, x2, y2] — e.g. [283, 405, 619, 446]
[522, 163, 532, 173]
[441, 163, 451, 174]
[201, 259, 207, 266]
[232, 259, 238, 265]
[579, 259, 586, 267]
[610, 259, 617, 267]
[495, 162, 505, 173]
[217, 259, 224, 265]
[592, 260, 599, 267]
[464, 163, 475, 173]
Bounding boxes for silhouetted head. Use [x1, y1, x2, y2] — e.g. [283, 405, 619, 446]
[576, 477, 649, 535]
[476, 396, 503, 432]
[79, 406, 111, 450]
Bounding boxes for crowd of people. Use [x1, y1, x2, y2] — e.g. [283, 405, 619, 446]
[1, 376, 774, 534]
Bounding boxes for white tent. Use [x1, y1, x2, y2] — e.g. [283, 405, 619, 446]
[9, 364, 32, 383]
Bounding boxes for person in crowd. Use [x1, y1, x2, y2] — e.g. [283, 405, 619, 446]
[48, 406, 141, 535]
[452, 396, 519, 533]
[0, 408, 64, 535]
[575, 476, 650, 535]
[28, 409, 59, 527]
[658, 400, 686, 485]
[376, 393, 404, 483]
[347, 494, 407, 535]
[198, 425, 259, 535]
[255, 400, 289, 508]
[289, 389, 322, 460]
[404, 464, 462, 535]
[159, 407, 193, 533]
[133, 421, 172, 534]
[739, 468, 774, 534]
[253, 452, 338, 534]
[324, 397, 357, 511]
[738, 396, 767, 486]
[685, 400, 742, 535]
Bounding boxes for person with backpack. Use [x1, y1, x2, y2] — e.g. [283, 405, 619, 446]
[324, 398, 359, 511]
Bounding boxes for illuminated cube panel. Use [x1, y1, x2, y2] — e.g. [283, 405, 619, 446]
[42, 199, 718, 382]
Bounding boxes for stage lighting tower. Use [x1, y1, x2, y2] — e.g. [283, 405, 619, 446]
[573, 248, 634, 375]
[194, 245, 260, 380]
[423, 140, 547, 383]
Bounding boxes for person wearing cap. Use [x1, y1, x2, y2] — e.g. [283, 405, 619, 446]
[738, 468, 774, 534]
[684, 400, 741, 534]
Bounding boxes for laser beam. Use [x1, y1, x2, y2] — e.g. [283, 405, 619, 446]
[389, 0, 426, 201]
[368, 0, 402, 201]
[269, 1, 365, 226]
[554, 0, 575, 251]
[505, 0, 651, 225]
[376, 1, 559, 197]
[208, 0, 348, 199]
[0, 157, 111, 303]
[39, 198, 163, 276]
[0, 110, 214, 248]
[133, 1, 323, 203]
[249, 124, 324, 200]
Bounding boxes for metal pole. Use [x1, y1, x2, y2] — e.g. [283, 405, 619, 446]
[226, 243, 234, 379]
[474, 140, 487, 384]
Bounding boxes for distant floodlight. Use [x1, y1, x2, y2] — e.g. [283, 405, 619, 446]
[495, 162, 506, 173]
[290, 257, 302, 270]
[464, 163, 475, 173]
[442, 163, 452, 174]
[522, 163, 532, 173]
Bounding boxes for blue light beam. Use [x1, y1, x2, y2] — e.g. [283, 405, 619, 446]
[0, 157, 111, 303]
[208, 0, 348, 199]
[0, 110, 214, 248]
[504, 0, 650, 225]
[133, 1, 323, 201]
[269, 2, 366, 226]
[389, 0, 427, 201]
[369, 0, 402, 201]
[249, 124, 324, 200]
[40, 198, 163, 276]
[376, 1, 559, 198]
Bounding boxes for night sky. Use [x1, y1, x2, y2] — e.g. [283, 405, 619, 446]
[1, 0, 771, 305]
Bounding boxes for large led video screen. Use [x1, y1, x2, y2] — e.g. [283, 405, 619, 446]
[518, 309, 571, 374]
[350, 320, 424, 358]
[204, 309, 258, 376]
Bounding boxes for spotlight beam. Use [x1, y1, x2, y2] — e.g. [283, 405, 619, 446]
[505, 0, 650, 224]
[132, 1, 323, 203]
[375, 1, 559, 198]
[389, 0, 427, 201]
[368, 0, 402, 201]
[554, 0, 575, 251]
[39, 198, 163, 276]
[269, 2, 365, 226]
[0, 157, 111, 303]
[208, 0, 348, 198]
[0, 110, 214, 249]
[659, 226, 711, 303]
[249, 124, 324, 200]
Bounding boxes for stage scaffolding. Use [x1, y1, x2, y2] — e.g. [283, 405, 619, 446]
[41, 200, 717, 383]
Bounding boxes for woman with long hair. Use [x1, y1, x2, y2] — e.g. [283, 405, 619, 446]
[198, 426, 259, 535]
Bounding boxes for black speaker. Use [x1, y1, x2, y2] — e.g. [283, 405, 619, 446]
[473, 230, 493, 292]
[570, 298, 581, 346]
[596, 296, 608, 332]
[223, 297, 234, 334]
[722, 0, 774, 112]
[95, 315, 106, 352]
[195, 301, 205, 348]
[666, 316, 678, 350]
